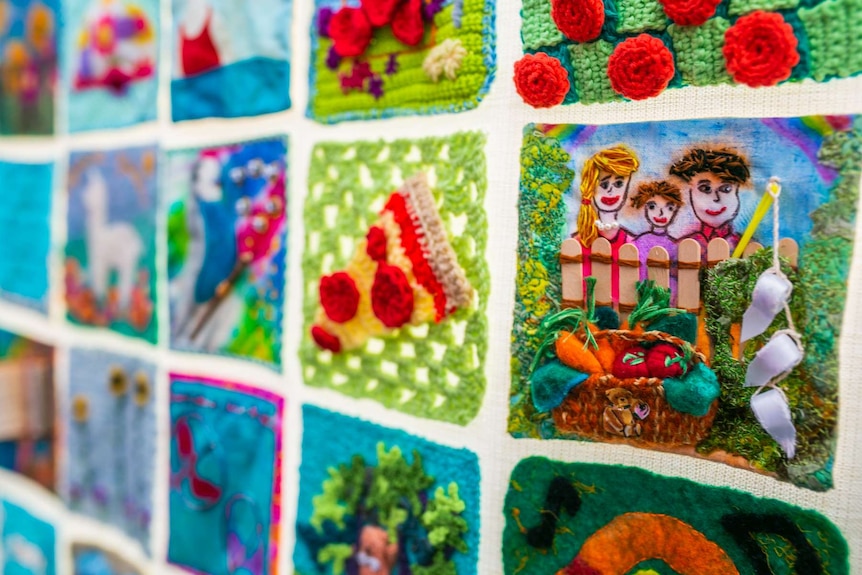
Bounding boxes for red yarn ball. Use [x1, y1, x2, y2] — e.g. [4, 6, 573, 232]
[319, 272, 360, 323]
[328, 6, 372, 58]
[607, 34, 675, 100]
[311, 325, 342, 352]
[658, 0, 721, 26]
[551, 0, 605, 43]
[723, 11, 799, 87]
[366, 226, 388, 261]
[371, 263, 414, 328]
[392, 0, 425, 46]
[514, 53, 571, 108]
[362, 0, 401, 26]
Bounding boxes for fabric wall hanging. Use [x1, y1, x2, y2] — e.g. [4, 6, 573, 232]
[511, 116, 860, 490]
[72, 544, 145, 575]
[294, 405, 480, 575]
[166, 137, 288, 368]
[308, 0, 497, 123]
[0, 0, 58, 135]
[514, 0, 862, 107]
[171, 0, 292, 122]
[0, 497, 57, 575]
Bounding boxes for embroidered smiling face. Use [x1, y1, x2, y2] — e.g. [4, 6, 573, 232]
[593, 170, 631, 213]
[688, 172, 740, 229]
[645, 197, 678, 228]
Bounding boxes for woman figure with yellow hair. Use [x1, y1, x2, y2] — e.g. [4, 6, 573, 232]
[572, 146, 640, 303]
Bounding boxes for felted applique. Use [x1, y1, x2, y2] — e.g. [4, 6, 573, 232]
[171, 0, 291, 121]
[510, 117, 861, 490]
[515, 0, 862, 106]
[0, 0, 58, 135]
[166, 138, 287, 369]
[73, 544, 145, 575]
[308, 0, 496, 123]
[168, 374, 284, 575]
[294, 405, 480, 575]
[503, 458, 849, 574]
[65, 348, 156, 552]
[0, 159, 53, 313]
[0, 498, 57, 575]
[302, 134, 488, 425]
[64, 0, 159, 132]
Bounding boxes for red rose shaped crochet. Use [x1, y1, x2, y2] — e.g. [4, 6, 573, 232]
[371, 263, 415, 327]
[514, 53, 571, 108]
[723, 11, 799, 87]
[658, 0, 721, 26]
[607, 34, 675, 100]
[311, 325, 342, 353]
[366, 226, 388, 261]
[551, 0, 605, 43]
[645, 343, 686, 378]
[611, 345, 651, 379]
[362, 0, 401, 26]
[328, 6, 372, 58]
[392, 0, 425, 46]
[319, 272, 361, 323]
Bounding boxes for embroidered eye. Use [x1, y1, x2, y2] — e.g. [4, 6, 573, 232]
[252, 216, 268, 234]
[229, 167, 245, 184]
[667, 204, 675, 211]
[697, 183, 712, 194]
[647, 201, 657, 210]
[718, 184, 733, 194]
[613, 178, 625, 188]
[108, 366, 128, 396]
[265, 196, 283, 215]
[236, 197, 251, 216]
[600, 180, 610, 190]
[247, 158, 264, 177]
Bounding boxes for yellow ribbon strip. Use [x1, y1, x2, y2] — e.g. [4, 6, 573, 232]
[732, 179, 780, 259]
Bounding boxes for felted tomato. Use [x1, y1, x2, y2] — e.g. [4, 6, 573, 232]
[611, 345, 650, 379]
[645, 342, 687, 378]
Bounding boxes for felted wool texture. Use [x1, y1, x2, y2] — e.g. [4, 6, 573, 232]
[301, 133, 489, 426]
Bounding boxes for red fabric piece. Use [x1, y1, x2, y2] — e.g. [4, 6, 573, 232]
[723, 11, 799, 87]
[319, 272, 361, 323]
[392, 0, 425, 46]
[329, 7, 373, 57]
[551, 0, 605, 43]
[608, 34, 675, 100]
[611, 345, 650, 379]
[514, 53, 570, 108]
[658, 0, 721, 26]
[371, 263, 415, 328]
[180, 9, 221, 77]
[363, 0, 402, 26]
[562, 557, 602, 575]
[366, 226, 388, 261]
[311, 325, 342, 352]
[645, 343, 686, 378]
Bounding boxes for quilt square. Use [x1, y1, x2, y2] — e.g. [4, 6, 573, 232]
[171, 0, 292, 122]
[0, 0, 58, 135]
[168, 374, 284, 575]
[0, 498, 57, 575]
[64, 0, 159, 132]
[73, 543, 145, 575]
[166, 138, 287, 368]
[294, 405, 480, 575]
[0, 159, 53, 313]
[502, 457, 848, 574]
[510, 117, 861, 490]
[65, 348, 156, 552]
[301, 133, 489, 425]
[65, 147, 157, 343]
[308, 0, 496, 123]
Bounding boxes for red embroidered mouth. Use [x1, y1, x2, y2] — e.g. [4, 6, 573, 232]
[600, 196, 621, 206]
[653, 217, 668, 224]
[705, 207, 727, 216]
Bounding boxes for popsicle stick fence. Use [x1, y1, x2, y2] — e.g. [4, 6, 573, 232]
[560, 236, 798, 320]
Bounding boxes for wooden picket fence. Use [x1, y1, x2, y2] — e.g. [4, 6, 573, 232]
[560, 236, 799, 319]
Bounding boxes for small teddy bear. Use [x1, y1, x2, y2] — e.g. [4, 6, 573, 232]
[602, 387, 649, 437]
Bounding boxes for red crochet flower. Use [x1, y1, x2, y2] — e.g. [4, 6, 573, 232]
[551, 0, 605, 43]
[363, 0, 401, 26]
[658, 0, 721, 26]
[607, 34, 675, 100]
[514, 53, 571, 108]
[319, 272, 360, 323]
[371, 263, 414, 328]
[366, 226, 388, 262]
[392, 0, 425, 46]
[311, 325, 342, 352]
[723, 11, 799, 87]
[328, 6, 372, 58]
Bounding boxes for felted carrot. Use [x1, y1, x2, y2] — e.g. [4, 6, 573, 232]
[555, 331, 603, 374]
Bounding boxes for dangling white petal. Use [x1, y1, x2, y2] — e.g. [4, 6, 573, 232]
[741, 271, 793, 342]
[751, 388, 797, 459]
[745, 331, 803, 388]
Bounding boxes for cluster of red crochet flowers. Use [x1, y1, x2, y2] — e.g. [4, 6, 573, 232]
[328, 0, 426, 58]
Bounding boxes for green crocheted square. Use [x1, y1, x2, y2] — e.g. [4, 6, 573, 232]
[668, 17, 732, 86]
[301, 133, 489, 425]
[799, 0, 862, 81]
[569, 40, 621, 104]
[728, 0, 799, 15]
[615, 0, 668, 34]
[522, 0, 564, 50]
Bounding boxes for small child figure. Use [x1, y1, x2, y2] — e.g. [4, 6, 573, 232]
[630, 181, 683, 295]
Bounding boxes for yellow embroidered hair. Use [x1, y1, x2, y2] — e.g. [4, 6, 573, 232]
[577, 146, 640, 246]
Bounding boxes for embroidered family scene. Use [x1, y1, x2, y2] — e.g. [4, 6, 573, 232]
[167, 138, 287, 368]
[502, 457, 849, 574]
[308, 0, 496, 123]
[0, 0, 58, 135]
[510, 116, 861, 489]
[515, 0, 862, 107]
[171, 0, 292, 122]
[0, 498, 57, 575]
[65, 147, 157, 343]
[294, 406, 480, 575]
[168, 374, 284, 575]
[301, 133, 488, 425]
[73, 544, 145, 575]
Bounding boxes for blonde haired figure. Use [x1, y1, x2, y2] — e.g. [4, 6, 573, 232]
[572, 146, 640, 303]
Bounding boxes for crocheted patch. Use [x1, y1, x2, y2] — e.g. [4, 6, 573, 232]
[168, 374, 285, 575]
[308, 0, 496, 123]
[522, 0, 564, 49]
[510, 117, 861, 490]
[0, 498, 57, 575]
[668, 17, 732, 86]
[294, 405, 480, 575]
[301, 133, 488, 425]
[0, 0, 58, 135]
[568, 40, 621, 104]
[65, 348, 157, 553]
[171, 0, 292, 121]
[502, 458, 849, 574]
[73, 544, 145, 575]
[0, 160, 53, 313]
[728, 0, 799, 16]
[614, 0, 667, 34]
[166, 138, 287, 369]
[65, 147, 158, 343]
[799, 0, 862, 82]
